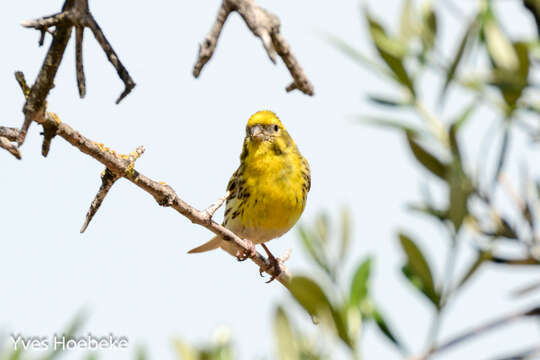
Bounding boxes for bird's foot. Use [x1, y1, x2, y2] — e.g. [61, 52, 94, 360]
[235, 239, 257, 261]
[259, 243, 282, 283]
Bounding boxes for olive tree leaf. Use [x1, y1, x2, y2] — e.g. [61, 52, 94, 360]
[439, 18, 480, 104]
[298, 225, 332, 276]
[399, 0, 417, 44]
[339, 207, 352, 260]
[421, 2, 437, 53]
[365, 9, 416, 96]
[355, 116, 424, 136]
[406, 132, 448, 180]
[483, 12, 519, 71]
[373, 308, 407, 354]
[367, 94, 411, 107]
[399, 233, 440, 307]
[274, 306, 298, 360]
[456, 250, 493, 290]
[324, 33, 396, 80]
[349, 256, 373, 306]
[287, 276, 353, 349]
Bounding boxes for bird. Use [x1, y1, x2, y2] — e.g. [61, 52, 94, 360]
[188, 110, 311, 282]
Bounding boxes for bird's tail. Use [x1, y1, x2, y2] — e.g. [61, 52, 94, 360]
[188, 236, 222, 253]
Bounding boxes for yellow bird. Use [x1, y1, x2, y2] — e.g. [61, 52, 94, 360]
[188, 110, 311, 281]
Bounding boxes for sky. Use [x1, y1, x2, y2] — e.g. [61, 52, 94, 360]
[1, 0, 540, 359]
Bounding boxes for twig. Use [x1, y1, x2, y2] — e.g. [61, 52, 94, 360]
[0, 137, 21, 160]
[201, 191, 231, 221]
[0, 127, 21, 141]
[486, 345, 540, 360]
[13, 72, 291, 286]
[193, 0, 314, 96]
[511, 278, 540, 298]
[412, 306, 540, 360]
[18, 0, 135, 145]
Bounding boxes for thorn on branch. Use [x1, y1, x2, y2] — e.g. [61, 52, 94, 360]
[80, 168, 121, 233]
[193, 0, 314, 96]
[80, 145, 145, 233]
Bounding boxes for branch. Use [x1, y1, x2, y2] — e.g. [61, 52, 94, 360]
[409, 306, 540, 360]
[193, 0, 314, 96]
[18, 0, 135, 145]
[0, 127, 22, 159]
[12, 72, 291, 286]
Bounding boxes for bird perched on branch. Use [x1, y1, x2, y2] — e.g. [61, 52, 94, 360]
[188, 110, 311, 282]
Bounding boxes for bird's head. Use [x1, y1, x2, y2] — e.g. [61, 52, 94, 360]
[245, 110, 285, 143]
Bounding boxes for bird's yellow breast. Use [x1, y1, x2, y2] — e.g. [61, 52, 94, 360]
[241, 149, 306, 230]
[223, 134, 310, 242]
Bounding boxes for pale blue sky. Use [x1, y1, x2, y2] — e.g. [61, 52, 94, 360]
[1, 1, 540, 359]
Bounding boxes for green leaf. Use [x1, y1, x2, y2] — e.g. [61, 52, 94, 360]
[399, 233, 440, 307]
[492, 124, 510, 187]
[7, 346, 23, 360]
[490, 42, 530, 110]
[135, 346, 148, 360]
[406, 132, 448, 180]
[315, 213, 330, 246]
[484, 13, 519, 71]
[373, 308, 407, 353]
[365, 10, 416, 96]
[421, 3, 437, 52]
[324, 33, 396, 80]
[42, 312, 86, 360]
[407, 203, 448, 222]
[298, 225, 331, 276]
[349, 257, 373, 306]
[450, 101, 477, 133]
[456, 250, 493, 289]
[355, 116, 424, 136]
[339, 207, 352, 260]
[274, 306, 298, 360]
[439, 18, 479, 104]
[523, 0, 540, 35]
[399, 0, 416, 44]
[447, 160, 473, 230]
[367, 94, 411, 107]
[287, 276, 353, 349]
[173, 340, 199, 360]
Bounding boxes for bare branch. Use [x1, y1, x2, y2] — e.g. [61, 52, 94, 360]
[486, 345, 540, 360]
[0, 137, 21, 160]
[193, 2, 233, 77]
[0, 127, 21, 142]
[75, 26, 86, 98]
[18, 0, 135, 145]
[193, 0, 314, 96]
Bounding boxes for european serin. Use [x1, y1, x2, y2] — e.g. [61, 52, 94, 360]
[188, 110, 311, 281]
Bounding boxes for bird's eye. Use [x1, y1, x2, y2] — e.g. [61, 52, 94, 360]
[274, 125, 279, 132]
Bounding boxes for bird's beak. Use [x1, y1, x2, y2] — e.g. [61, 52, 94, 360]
[249, 125, 264, 141]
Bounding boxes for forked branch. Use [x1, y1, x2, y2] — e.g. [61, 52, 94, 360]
[18, 0, 135, 145]
[193, 0, 314, 96]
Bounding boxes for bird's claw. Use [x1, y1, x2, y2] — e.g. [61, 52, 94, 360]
[235, 240, 256, 261]
[259, 256, 282, 283]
